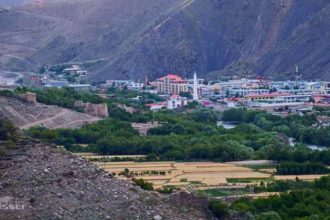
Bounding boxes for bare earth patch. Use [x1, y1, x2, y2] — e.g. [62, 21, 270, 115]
[0, 96, 100, 129]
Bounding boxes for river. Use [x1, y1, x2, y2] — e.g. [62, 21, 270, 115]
[288, 138, 327, 151]
[217, 121, 238, 129]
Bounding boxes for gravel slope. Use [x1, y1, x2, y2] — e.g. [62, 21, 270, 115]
[0, 136, 214, 220]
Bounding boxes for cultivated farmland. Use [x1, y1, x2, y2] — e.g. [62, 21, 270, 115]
[93, 161, 271, 188]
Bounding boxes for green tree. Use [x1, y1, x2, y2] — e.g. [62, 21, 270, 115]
[208, 200, 229, 219]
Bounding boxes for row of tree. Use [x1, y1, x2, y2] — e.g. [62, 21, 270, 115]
[27, 112, 330, 163]
[276, 162, 330, 175]
[231, 176, 330, 219]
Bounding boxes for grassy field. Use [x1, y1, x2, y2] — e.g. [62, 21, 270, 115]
[226, 177, 270, 183]
[196, 188, 252, 197]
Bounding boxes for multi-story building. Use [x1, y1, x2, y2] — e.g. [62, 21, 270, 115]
[68, 84, 92, 92]
[63, 65, 88, 76]
[127, 82, 144, 91]
[227, 88, 270, 97]
[156, 74, 188, 94]
[244, 92, 311, 107]
[166, 94, 188, 109]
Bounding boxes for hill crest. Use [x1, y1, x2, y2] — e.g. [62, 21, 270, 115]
[0, 0, 329, 80]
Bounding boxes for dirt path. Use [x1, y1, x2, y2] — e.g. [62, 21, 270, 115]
[19, 108, 67, 129]
[54, 118, 100, 129]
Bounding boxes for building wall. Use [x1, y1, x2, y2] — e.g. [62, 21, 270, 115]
[18, 92, 37, 105]
[25, 92, 37, 105]
[156, 77, 188, 94]
[74, 101, 108, 117]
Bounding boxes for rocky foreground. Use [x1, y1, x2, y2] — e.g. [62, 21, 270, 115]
[0, 136, 214, 220]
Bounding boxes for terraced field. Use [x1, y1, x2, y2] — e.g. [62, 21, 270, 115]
[94, 161, 272, 188]
[74, 154, 329, 191]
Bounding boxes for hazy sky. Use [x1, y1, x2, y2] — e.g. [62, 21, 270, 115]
[0, 0, 67, 7]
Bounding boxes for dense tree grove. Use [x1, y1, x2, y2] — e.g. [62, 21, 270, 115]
[253, 179, 314, 193]
[208, 200, 229, 219]
[231, 176, 330, 219]
[222, 108, 330, 147]
[12, 87, 328, 163]
[29, 87, 105, 109]
[27, 109, 330, 163]
[276, 162, 330, 175]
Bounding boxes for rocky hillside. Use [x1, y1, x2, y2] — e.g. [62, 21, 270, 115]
[1, 0, 329, 80]
[0, 96, 100, 129]
[0, 135, 214, 220]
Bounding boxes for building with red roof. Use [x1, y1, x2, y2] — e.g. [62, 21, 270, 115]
[156, 74, 188, 95]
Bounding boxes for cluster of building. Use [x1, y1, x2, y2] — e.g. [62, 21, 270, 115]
[144, 73, 199, 110]
[142, 74, 330, 112]
[217, 79, 330, 110]
[3, 64, 330, 113]
[96, 73, 330, 112]
[22, 65, 92, 91]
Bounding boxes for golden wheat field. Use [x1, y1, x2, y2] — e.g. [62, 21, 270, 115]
[93, 161, 272, 188]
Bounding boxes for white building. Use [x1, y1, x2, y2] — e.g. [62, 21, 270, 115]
[63, 65, 87, 76]
[68, 84, 92, 91]
[166, 94, 188, 109]
[127, 82, 144, 91]
[244, 92, 311, 107]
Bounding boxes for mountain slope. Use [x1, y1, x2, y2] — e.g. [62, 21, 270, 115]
[0, 0, 329, 80]
[0, 135, 213, 220]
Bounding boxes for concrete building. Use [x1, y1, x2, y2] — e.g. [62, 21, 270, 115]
[313, 95, 330, 104]
[127, 82, 144, 91]
[68, 84, 92, 92]
[63, 65, 87, 76]
[244, 92, 310, 107]
[44, 80, 69, 88]
[155, 74, 188, 95]
[166, 94, 188, 109]
[228, 88, 270, 97]
[104, 80, 130, 88]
